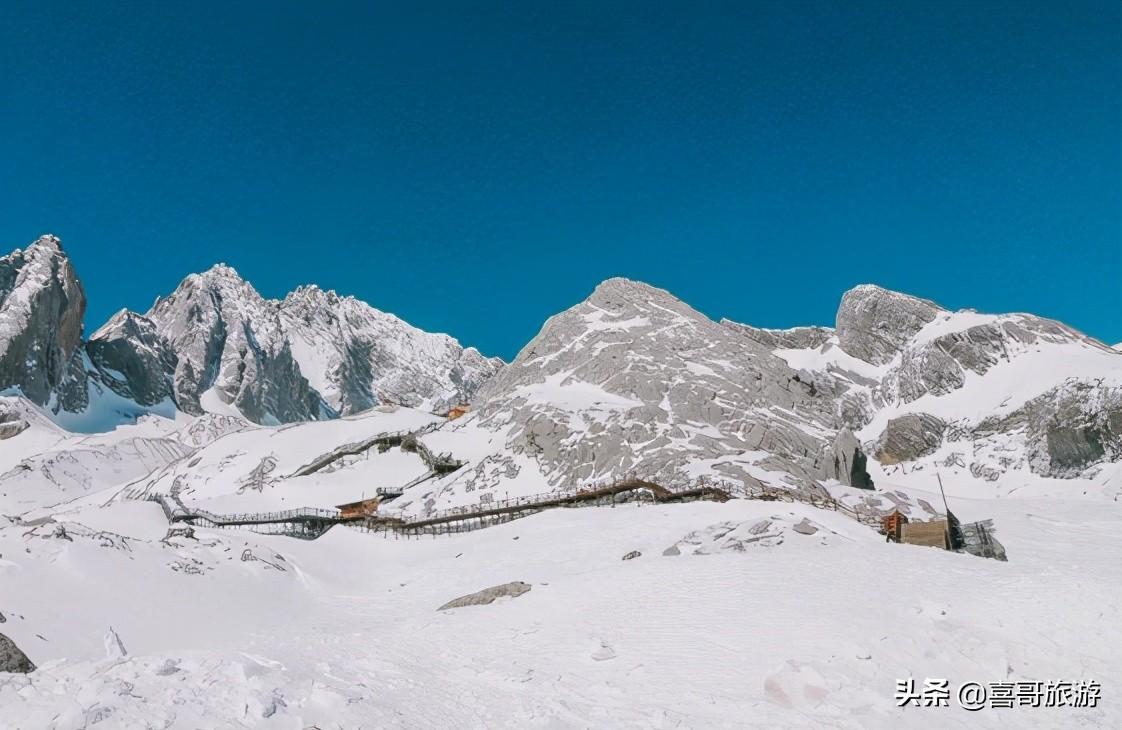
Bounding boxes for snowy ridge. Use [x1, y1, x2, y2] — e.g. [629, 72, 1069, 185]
[384, 278, 875, 519]
[0, 235, 503, 430]
[757, 289, 1122, 490]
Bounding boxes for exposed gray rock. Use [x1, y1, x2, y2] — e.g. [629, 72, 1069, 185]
[144, 265, 336, 423]
[437, 581, 532, 611]
[155, 658, 181, 676]
[0, 420, 29, 440]
[813, 428, 875, 489]
[0, 632, 35, 673]
[87, 310, 177, 407]
[662, 544, 681, 556]
[876, 413, 947, 464]
[590, 642, 617, 661]
[280, 285, 502, 414]
[0, 236, 501, 427]
[137, 267, 502, 424]
[990, 382, 1122, 478]
[621, 550, 641, 560]
[466, 278, 870, 496]
[792, 518, 819, 535]
[0, 235, 86, 408]
[0, 402, 29, 440]
[721, 320, 833, 351]
[836, 285, 941, 365]
[880, 316, 1097, 405]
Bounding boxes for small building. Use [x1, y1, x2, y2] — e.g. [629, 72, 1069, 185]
[900, 519, 949, 549]
[446, 404, 471, 420]
[335, 497, 381, 520]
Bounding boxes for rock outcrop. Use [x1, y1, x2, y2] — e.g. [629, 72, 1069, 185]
[437, 581, 532, 610]
[138, 266, 502, 423]
[87, 311, 178, 407]
[977, 382, 1122, 478]
[0, 400, 29, 440]
[721, 320, 833, 351]
[145, 264, 335, 423]
[0, 235, 86, 408]
[756, 284, 1122, 484]
[814, 428, 875, 489]
[0, 632, 35, 673]
[876, 414, 947, 464]
[835, 285, 940, 365]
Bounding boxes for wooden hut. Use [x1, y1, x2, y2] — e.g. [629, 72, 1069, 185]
[900, 519, 949, 549]
[335, 497, 381, 520]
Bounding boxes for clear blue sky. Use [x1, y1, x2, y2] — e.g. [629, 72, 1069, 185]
[2, 1, 1119, 359]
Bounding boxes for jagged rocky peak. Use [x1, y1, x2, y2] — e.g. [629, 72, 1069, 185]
[132, 261, 500, 422]
[472, 277, 874, 491]
[151, 263, 275, 333]
[144, 264, 331, 423]
[835, 284, 943, 365]
[86, 310, 178, 407]
[284, 283, 344, 307]
[279, 281, 502, 414]
[0, 234, 87, 406]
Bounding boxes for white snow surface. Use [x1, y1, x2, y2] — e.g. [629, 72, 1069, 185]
[1, 489, 1118, 728]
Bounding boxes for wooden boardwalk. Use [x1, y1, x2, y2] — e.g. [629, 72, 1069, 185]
[148, 471, 884, 541]
[145, 423, 885, 540]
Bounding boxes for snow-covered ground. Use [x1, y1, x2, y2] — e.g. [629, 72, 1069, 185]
[1, 383, 1119, 728]
[1, 489, 1118, 728]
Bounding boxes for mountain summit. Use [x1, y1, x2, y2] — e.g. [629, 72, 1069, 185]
[0, 236, 502, 427]
[0, 235, 86, 408]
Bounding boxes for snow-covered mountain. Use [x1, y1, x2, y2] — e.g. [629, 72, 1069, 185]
[2, 260, 1121, 728]
[0, 236, 502, 428]
[752, 284, 1122, 488]
[278, 284, 501, 416]
[392, 278, 872, 518]
[370, 280, 1122, 520]
[0, 235, 87, 412]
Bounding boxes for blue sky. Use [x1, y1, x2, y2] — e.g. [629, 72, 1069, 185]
[2, 1, 1119, 359]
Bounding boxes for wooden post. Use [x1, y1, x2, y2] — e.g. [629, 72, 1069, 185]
[936, 472, 952, 550]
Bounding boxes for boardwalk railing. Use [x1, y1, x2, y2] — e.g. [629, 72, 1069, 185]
[145, 470, 885, 541]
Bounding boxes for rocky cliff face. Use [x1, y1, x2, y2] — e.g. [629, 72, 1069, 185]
[279, 285, 502, 415]
[140, 265, 502, 424]
[719, 320, 832, 351]
[144, 265, 335, 424]
[835, 285, 940, 366]
[87, 311, 178, 407]
[751, 285, 1122, 483]
[0, 237, 501, 428]
[0, 235, 86, 408]
[439, 278, 875, 500]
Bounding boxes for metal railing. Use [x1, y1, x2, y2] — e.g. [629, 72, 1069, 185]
[145, 469, 886, 540]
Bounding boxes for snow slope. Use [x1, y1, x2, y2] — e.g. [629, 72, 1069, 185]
[133, 406, 441, 514]
[1, 493, 1118, 728]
